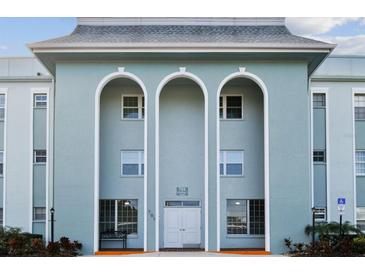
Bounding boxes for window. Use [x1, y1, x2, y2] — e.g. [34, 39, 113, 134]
[121, 150, 144, 176]
[34, 94, 47, 108]
[220, 95, 243, 119]
[0, 208, 3, 226]
[357, 207, 365, 232]
[0, 151, 3, 176]
[226, 199, 264, 236]
[220, 150, 244, 176]
[356, 150, 365, 176]
[33, 150, 47, 164]
[99, 199, 138, 235]
[0, 94, 5, 121]
[313, 94, 326, 108]
[121, 95, 144, 119]
[313, 150, 326, 163]
[355, 94, 365, 120]
[33, 207, 46, 221]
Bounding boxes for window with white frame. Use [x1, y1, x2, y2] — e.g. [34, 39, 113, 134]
[220, 150, 244, 176]
[0, 94, 5, 121]
[33, 150, 47, 164]
[0, 151, 3, 177]
[33, 207, 46, 221]
[0, 208, 3, 226]
[99, 199, 138, 235]
[220, 95, 243, 119]
[121, 95, 144, 119]
[356, 207, 365, 232]
[226, 199, 264, 235]
[313, 150, 326, 163]
[121, 150, 144, 176]
[355, 94, 365, 120]
[356, 150, 365, 176]
[313, 94, 326, 108]
[34, 93, 47, 108]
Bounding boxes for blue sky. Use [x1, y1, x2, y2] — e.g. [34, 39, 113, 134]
[1, 17, 365, 55]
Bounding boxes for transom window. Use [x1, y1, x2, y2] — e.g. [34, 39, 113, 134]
[165, 201, 200, 207]
[356, 150, 365, 176]
[313, 150, 326, 163]
[356, 207, 365, 232]
[121, 150, 144, 176]
[121, 95, 144, 119]
[220, 150, 244, 176]
[226, 199, 264, 235]
[33, 150, 47, 164]
[313, 94, 326, 108]
[34, 94, 48, 108]
[355, 94, 365, 120]
[0, 94, 5, 121]
[0, 151, 3, 177]
[220, 95, 243, 119]
[99, 199, 138, 235]
[33, 207, 46, 221]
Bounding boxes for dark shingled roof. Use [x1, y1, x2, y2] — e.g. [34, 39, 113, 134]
[29, 24, 335, 49]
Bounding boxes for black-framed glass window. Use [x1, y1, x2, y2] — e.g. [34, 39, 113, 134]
[355, 94, 365, 120]
[313, 94, 326, 108]
[313, 150, 326, 163]
[33, 207, 46, 221]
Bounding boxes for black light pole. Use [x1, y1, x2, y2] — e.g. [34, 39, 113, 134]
[311, 207, 316, 245]
[339, 213, 343, 238]
[50, 208, 55, 243]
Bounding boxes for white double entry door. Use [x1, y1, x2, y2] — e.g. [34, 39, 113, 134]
[164, 207, 201, 248]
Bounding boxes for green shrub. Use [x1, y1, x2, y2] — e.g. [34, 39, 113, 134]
[353, 236, 365, 254]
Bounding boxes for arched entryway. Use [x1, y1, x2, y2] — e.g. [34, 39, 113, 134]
[155, 70, 208, 251]
[94, 70, 148, 252]
[216, 70, 270, 252]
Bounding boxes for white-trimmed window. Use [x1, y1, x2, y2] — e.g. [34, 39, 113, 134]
[220, 95, 243, 119]
[220, 150, 244, 176]
[355, 94, 365, 120]
[0, 151, 3, 177]
[0, 94, 5, 121]
[121, 95, 144, 119]
[121, 150, 144, 176]
[33, 150, 47, 164]
[99, 199, 138, 235]
[313, 150, 326, 163]
[356, 150, 365, 176]
[226, 199, 264, 235]
[34, 93, 47, 108]
[313, 93, 326, 108]
[33, 207, 46, 221]
[356, 207, 365, 232]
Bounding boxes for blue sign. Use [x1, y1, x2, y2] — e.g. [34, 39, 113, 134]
[337, 198, 346, 205]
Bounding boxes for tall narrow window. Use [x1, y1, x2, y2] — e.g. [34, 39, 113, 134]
[220, 150, 244, 176]
[220, 95, 243, 119]
[249, 200, 265, 235]
[99, 199, 138, 235]
[121, 150, 144, 176]
[33, 207, 46, 221]
[121, 95, 144, 119]
[355, 94, 365, 120]
[0, 151, 3, 176]
[33, 150, 47, 164]
[0, 94, 5, 121]
[313, 94, 326, 108]
[356, 150, 365, 176]
[34, 94, 48, 108]
[313, 150, 326, 163]
[357, 207, 365, 232]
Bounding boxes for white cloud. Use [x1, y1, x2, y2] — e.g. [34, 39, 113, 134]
[320, 35, 365, 54]
[286, 17, 359, 36]
[0, 45, 8, 50]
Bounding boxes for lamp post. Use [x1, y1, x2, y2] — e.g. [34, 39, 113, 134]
[50, 208, 55, 243]
[311, 207, 316, 245]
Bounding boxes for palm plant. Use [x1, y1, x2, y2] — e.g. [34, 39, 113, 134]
[305, 221, 362, 241]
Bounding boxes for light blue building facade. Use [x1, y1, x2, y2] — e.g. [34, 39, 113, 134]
[0, 17, 364, 255]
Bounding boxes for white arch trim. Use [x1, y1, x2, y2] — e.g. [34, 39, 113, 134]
[155, 69, 209, 251]
[216, 69, 270, 252]
[94, 70, 148, 252]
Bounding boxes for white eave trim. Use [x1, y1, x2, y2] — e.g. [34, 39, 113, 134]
[30, 47, 333, 54]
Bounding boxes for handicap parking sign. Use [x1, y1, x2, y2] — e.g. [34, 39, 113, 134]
[337, 198, 346, 205]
